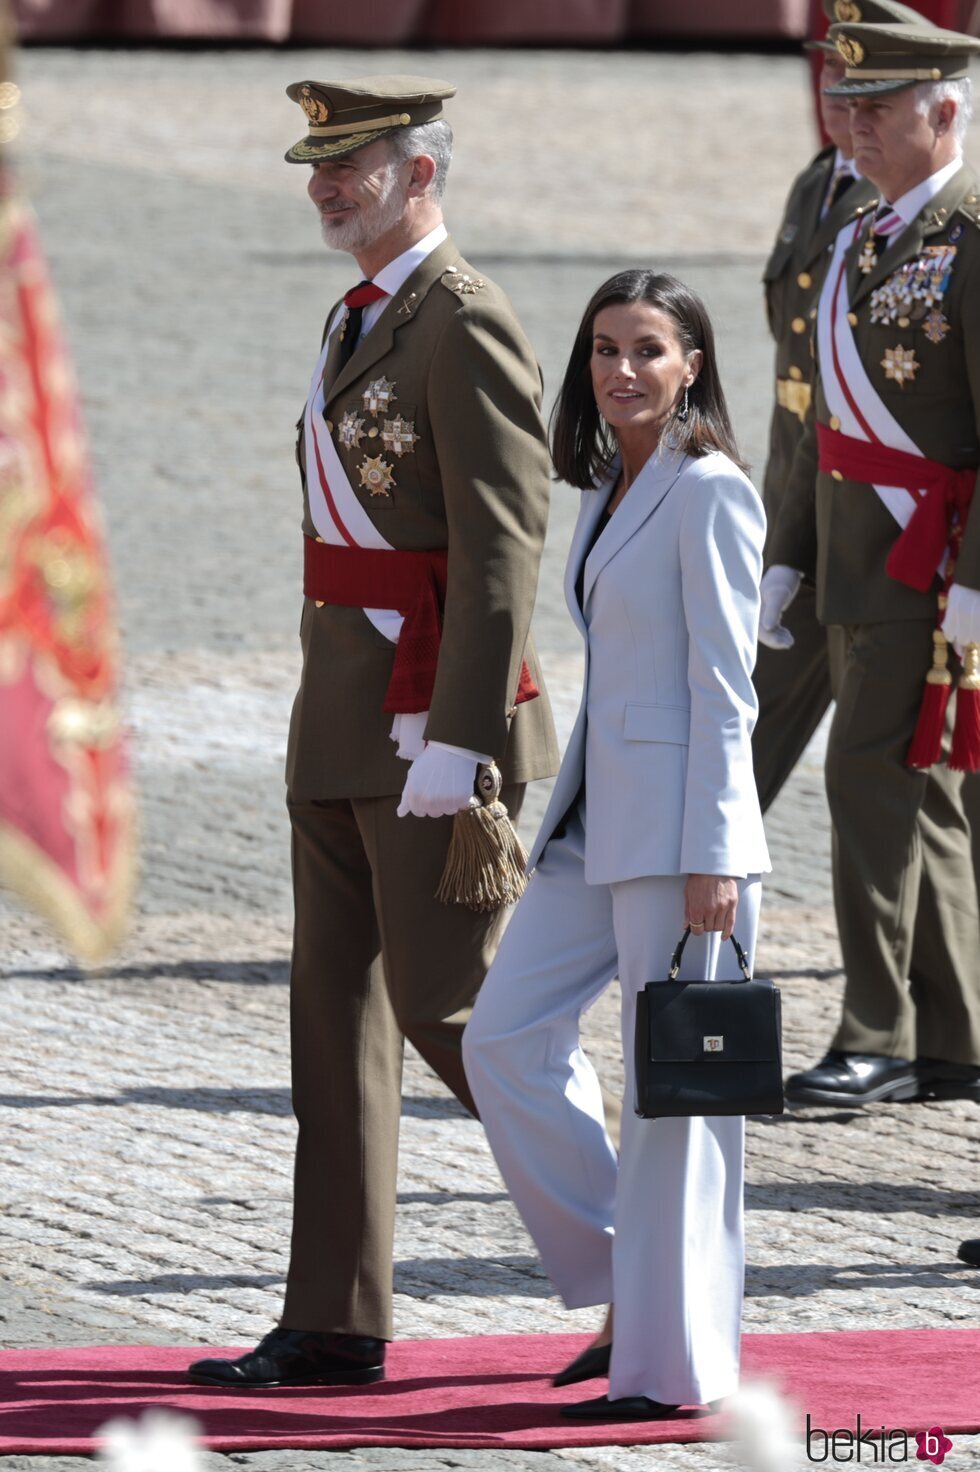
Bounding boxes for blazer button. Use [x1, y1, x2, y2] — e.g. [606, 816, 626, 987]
[797, 271, 812, 289]
[789, 366, 803, 381]
[791, 317, 806, 334]
[831, 470, 844, 482]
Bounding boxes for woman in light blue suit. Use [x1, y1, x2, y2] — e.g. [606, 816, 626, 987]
[463, 271, 770, 1422]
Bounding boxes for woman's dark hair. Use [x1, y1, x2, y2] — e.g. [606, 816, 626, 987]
[550, 269, 748, 489]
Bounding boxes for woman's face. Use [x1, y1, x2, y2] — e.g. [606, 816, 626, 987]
[590, 301, 700, 437]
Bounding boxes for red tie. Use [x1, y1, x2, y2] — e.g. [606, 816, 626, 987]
[337, 280, 388, 368]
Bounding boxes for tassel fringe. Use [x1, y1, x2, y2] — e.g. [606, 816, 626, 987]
[906, 628, 953, 769]
[950, 643, 980, 773]
[436, 764, 529, 913]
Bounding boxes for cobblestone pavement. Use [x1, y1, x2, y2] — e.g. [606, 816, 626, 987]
[2, 45, 980, 1471]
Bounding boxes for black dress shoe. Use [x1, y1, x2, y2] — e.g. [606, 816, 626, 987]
[552, 1342, 611, 1387]
[560, 1393, 681, 1421]
[957, 1239, 980, 1267]
[915, 1057, 980, 1102]
[187, 1327, 385, 1388]
[785, 1051, 918, 1107]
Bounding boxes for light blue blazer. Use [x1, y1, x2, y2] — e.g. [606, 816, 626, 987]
[527, 443, 771, 884]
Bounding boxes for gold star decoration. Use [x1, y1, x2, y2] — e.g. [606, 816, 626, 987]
[923, 310, 950, 346]
[881, 344, 919, 387]
[362, 376, 397, 416]
[337, 411, 366, 451]
[358, 455, 396, 497]
[381, 416, 419, 457]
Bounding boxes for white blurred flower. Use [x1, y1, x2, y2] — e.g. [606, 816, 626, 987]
[96, 1408, 202, 1472]
[728, 1380, 804, 1472]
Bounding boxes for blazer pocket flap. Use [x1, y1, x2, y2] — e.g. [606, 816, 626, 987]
[624, 703, 691, 745]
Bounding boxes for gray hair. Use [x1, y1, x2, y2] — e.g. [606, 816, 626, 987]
[387, 119, 453, 202]
[914, 76, 973, 148]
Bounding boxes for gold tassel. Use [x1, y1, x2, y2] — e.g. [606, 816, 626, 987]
[436, 763, 529, 912]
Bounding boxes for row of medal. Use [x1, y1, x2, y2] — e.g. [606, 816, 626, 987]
[868, 240, 959, 346]
[335, 376, 414, 498]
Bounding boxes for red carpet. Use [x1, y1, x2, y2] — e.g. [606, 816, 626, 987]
[1, 1329, 978, 1453]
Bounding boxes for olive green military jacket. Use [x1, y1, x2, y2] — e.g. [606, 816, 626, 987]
[286, 234, 560, 801]
[762, 146, 875, 546]
[769, 163, 980, 626]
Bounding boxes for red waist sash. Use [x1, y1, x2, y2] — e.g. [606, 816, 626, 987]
[303, 535, 539, 715]
[817, 422, 976, 592]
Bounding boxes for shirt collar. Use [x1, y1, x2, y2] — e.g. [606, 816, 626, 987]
[372, 222, 448, 298]
[834, 148, 861, 180]
[886, 155, 962, 228]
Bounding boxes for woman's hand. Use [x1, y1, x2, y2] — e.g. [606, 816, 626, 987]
[684, 874, 738, 941]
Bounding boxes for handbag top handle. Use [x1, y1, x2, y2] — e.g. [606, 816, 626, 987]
[667, 928, 752, 983]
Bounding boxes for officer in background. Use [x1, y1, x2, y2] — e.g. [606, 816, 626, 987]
[189, 76, 558, 1388]
[753, 0, 925, 812]
[764, 21, 980, 1107]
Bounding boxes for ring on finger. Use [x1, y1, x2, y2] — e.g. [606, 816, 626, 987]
[690, 921, 705, 932]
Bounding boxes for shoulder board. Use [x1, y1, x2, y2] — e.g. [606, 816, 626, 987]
[441, 265, 486, 296]
[957, 194, 980, 229]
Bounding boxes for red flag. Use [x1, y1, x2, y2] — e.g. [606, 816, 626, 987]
[0, 179, 135, 959]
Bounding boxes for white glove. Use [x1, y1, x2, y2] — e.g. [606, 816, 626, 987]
[758, 565, 803, 650]
[942, 583, 980, 651]
[389, 711, 428, 761]
[396, 741, 491, 819]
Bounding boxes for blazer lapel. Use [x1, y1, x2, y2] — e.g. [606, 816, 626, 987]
[323, 236, 458, 409]
[849, 165, 974, 311]
[805, 175, 876, 267]
[581, 445, 687, 611]
[564, 469, 616, 630]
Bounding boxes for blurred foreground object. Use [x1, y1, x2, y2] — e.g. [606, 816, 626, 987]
[97, 1409, 201, 1471]
[0, 25, 134, 960]
[730, 1381, 804, 1471]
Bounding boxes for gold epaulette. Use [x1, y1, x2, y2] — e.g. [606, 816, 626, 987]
[441, 265, 485, 296]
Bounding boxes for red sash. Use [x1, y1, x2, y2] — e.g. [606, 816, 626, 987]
[817, 422, 975, 592]
[303, 536, 539, 715]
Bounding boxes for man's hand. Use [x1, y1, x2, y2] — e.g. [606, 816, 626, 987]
[758, 565, 803, 650]
[396, 742, 487, 819]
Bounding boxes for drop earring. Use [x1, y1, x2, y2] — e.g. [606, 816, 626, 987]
[678, 383, 690, 422]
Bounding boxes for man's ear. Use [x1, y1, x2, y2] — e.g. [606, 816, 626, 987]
[406, 152, 437, 197]
[933, 97, 957, 138]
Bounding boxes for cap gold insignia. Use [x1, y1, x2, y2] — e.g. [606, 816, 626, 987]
[924, 309, 950, 345]
[363, 376, 397, 416]
[381, 416, 419, 457]
[338, 411, 366, 451]
[834, 0, 861, 19]
[881, 344, 919, 387]
[300, 87, 331, 124]
[359, 455, 396, 496]
[836, 34, 865, 67]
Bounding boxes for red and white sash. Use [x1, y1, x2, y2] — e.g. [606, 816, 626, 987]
[303, 333, 404, 644]
[817, 217, 946, 580]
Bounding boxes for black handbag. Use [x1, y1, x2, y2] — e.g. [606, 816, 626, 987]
[633, 929, 783, 1118]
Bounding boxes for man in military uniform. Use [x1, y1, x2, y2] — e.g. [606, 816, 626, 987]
[189, 77, 558, 1387]
[754, 0, 925, 812]
[764, 21, 980, 1107]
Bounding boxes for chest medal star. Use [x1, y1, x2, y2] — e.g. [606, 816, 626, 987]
[923, 308, 951, 345]
[362, 376, 397, 416]
[359, 454, 396, 497]
[337, 410, 366, 451]
[381, 416, 419, 457]
[881, 344, 919, 387]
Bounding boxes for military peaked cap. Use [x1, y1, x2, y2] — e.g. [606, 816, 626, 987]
[826, 19, 980, 94]
[285, 75, 456, 164]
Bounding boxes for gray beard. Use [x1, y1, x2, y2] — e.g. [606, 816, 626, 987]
[318, 167, 406, 255]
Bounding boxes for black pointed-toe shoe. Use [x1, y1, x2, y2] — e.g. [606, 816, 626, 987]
[560, 1393, 681, 1422]
[552, 1342, 612, 1387]
[915, 1057, 980, 1103]
[187, 1327, 386, 1388]
[784, 1051, 918, 1107]
[957, 1239, 980, 1267]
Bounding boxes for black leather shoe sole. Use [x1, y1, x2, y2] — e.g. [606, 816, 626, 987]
[560, 1393, 680, 1422]
[957, 1239, 980, 1267]
[785, 1073, 919, 1107]
[187, 1363, 385, 1389]
[552, 1343, 611, 1387]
